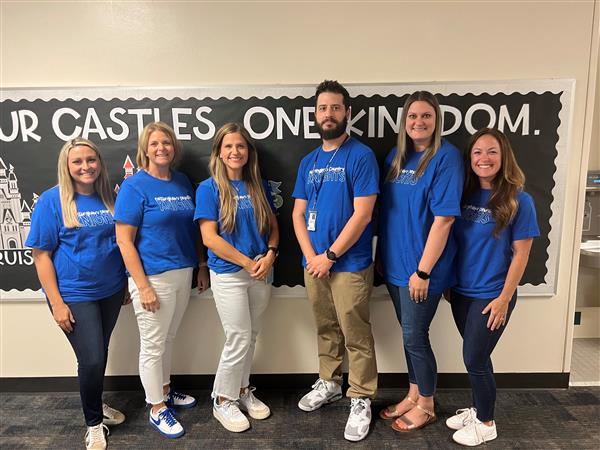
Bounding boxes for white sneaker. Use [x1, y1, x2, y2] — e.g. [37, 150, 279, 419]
[452, 418, 498, 446]
[85, 423, 108, 450]
[164, 389, 197, 409]
[446, 407, 476, 430]
[344, 398, 372, 442]
[239, 386, 271, 419]
[102, 403, 125, 426]
[213, 398, 250, 432]
[149, 406, 184, 438]
[298, 378, 342, 412]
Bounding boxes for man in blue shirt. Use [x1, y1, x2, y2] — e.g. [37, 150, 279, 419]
[292, 80, 379, 442]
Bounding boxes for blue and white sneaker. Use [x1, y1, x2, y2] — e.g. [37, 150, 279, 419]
[149, 406, 184, 438]
[165, 389, 197, 409]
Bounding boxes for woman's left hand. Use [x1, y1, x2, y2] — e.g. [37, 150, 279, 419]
[409, 272, 429, 302]
[197, 266, 210, 293]
[252, 254, 275, 281]
[122, 290, 132, 305]
[482, 297, 510, 331]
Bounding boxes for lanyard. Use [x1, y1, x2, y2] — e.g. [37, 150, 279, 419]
[310, 135, 349, 210]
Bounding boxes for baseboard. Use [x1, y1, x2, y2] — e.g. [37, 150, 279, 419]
[0, 372, 570, 392]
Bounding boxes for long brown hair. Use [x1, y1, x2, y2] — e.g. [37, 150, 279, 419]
[386, 91, 443, 182]
[208, 123, 271, 235]
[57, 138, 114, 228]
[463, 128, 525, 237]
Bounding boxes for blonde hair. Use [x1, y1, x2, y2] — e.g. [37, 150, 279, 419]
[136, 121, 182, 169]
[208, 123, 272, 235]
[57, 138, 114, 228]
[386, 91, 443, 182]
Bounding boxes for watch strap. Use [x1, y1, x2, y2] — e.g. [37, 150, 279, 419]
[326, 248, 338, 262]
[416, 269, 430, 280]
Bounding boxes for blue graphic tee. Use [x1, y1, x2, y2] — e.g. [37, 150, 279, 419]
[194, 178, 275, 274]
[292, 137, 379, 273]
[378, 140, 464, 294]
[114, 170, 198, 276]
[453, 189, 540, 298]
[26, 186, 126, 302]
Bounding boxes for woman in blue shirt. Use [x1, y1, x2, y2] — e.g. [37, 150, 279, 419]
[446, 128, 539, 446]
[115, 122, 209, 439]
[195, 123, 279, 433]
[27, 138, 128, 450]
[378, 91, 464, 432]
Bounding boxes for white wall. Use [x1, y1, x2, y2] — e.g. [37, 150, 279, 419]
[1, 1, 599, 378]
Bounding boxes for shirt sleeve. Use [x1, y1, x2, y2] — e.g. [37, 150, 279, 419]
[429, 147, 464, 217]
[292, 157, 308, 200]
[352, 149, 380, 197]
[194, 181, 219, 222]
[25, 191, 60, 252]
[114, 181, 144, 226]
[512, 192, 541, 241]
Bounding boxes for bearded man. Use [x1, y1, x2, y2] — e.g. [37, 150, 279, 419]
[292, 80, 379, 442]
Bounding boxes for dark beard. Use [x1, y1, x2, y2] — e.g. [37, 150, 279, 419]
[316, 117, 348, 140]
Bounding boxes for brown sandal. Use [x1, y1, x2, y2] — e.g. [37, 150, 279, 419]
[379, 396, 417, 420]
[391, 404, 437, 432]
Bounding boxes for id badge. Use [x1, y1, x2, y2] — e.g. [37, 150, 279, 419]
[307, 210, 317, 231]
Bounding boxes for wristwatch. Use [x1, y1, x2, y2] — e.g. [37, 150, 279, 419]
[326, 248, 338, 262]
[267, 246, 279, 258]
[416, 269, 430, 280]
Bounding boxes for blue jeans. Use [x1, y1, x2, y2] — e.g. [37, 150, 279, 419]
[450, 291, 517, 422]
[48, 288, 125, 426]
[386, 283, 441, 397]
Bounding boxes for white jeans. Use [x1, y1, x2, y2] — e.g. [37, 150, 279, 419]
[130, 267, 193, 405]
[210, 269, 271, 400]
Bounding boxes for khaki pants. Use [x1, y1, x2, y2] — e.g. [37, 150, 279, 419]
[304, 265, 378, 398]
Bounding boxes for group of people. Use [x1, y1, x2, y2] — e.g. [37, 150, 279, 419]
[27, 80, 539, 449]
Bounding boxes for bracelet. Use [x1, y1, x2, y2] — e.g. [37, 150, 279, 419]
[199, 262, 208, 268]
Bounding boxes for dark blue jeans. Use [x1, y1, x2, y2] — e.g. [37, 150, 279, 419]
[386, 283, 441, 397]
[450, 291, 517, 422]
[48, 288, 125, 426]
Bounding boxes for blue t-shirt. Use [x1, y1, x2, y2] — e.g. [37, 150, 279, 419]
[194, 178, 275, 274]
[25, 186, 126, 302]
[114, 170, 198, 276]
[453, 189, 540, 299]
[378, 139, 464, 293]
[292, 137, 379, 273]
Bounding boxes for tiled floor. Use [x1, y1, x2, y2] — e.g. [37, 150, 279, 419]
[1, 387, 599, 449]
[570, 338, 600, 386]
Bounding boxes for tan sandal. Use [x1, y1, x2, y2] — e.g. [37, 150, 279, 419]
[391, 404, 437, 432]
[379, 395, 417, 420]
